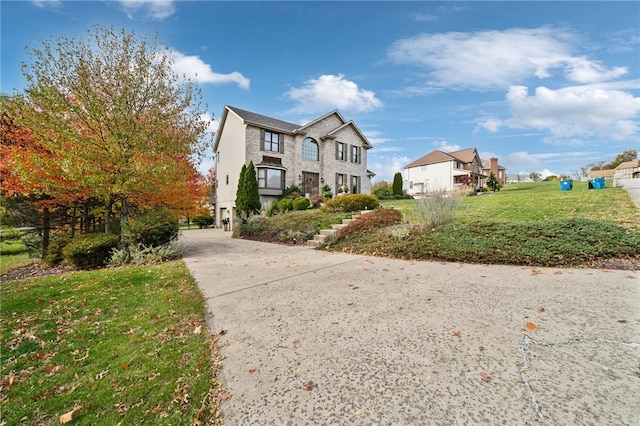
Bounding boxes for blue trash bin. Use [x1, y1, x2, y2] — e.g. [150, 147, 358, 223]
[560, 180, 572, 191]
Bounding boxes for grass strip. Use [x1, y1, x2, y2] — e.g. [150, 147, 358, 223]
[1, 260, 221, 425]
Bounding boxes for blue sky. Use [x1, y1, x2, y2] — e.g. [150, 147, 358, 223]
[2, 1, 639, 182]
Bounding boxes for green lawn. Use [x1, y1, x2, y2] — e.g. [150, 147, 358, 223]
[381, 180, 640, 230]
[1, 261, 221, 425]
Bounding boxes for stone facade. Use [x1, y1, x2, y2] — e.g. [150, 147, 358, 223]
[213, 106, 374, 227]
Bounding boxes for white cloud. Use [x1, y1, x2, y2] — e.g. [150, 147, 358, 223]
[388, 27, 628, 91]
[483, 84, 640, 140]
[169, 51, 250, 90]
[369, 155, 412, 183]
[434, 140, 461, 152]
[285, 74, 383, 114]
[362, 130, 392, 146]
[30, 0, 61, 8]
[118, 0, 175, 20]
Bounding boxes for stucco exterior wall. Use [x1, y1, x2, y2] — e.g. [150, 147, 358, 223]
[405, 161, 454, 194]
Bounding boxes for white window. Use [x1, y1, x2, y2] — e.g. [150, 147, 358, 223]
[257, 168, 284, 189]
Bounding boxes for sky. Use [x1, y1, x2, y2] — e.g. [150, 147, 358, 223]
[2, 1, 639, 182]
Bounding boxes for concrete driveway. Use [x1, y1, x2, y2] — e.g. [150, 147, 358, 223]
[181, 229, 639, 425]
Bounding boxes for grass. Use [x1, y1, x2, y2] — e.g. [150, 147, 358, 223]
[381, 181, 640, 230]
[0, 252, 34, 275]
[238, 210, 352, 243]
[240, 181, 640, 268]
[1, 261, 222, 425]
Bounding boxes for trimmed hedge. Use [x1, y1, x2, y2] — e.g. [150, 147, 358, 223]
[321, 194, 380, 212]
[62, 234, 120, 270]
[293, 196, 311, 210]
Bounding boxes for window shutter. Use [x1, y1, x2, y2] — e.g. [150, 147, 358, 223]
[260, 129, 265, 151]
[358, 147, 362, 164]
[335, 141, 339, 160]
[279, 133, 284, 154]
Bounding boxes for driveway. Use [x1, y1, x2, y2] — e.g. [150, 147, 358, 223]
[181, 229, 639, 425]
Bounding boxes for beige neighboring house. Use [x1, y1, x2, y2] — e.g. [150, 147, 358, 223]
[587, 169, 616, 179]
[404, 148, 485, 195]
[213, 106, 374, 227]
[613, 160, 640, 188]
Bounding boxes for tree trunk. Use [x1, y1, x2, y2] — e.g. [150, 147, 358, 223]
[42, 207, 50, 259]
[105, 197, 113, 234]
[120, 197, 128, 243]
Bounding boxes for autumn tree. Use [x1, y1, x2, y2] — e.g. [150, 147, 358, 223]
[12, 25, 211, 240]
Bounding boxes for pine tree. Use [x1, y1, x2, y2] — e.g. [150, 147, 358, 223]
[392, 172, 403, 196]
[235, 164, 247, 215]
[244, 161, 261, 215]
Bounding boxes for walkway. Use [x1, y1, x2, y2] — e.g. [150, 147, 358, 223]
[181, 229, 639, 425]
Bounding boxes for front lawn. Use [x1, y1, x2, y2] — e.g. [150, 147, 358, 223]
[1, 261, 222, 425]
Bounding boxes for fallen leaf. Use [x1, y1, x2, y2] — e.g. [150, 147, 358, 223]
[452, 331, 461, 338]
[303, 380, 316, 391]
[617, 319, 628, 323]
[530, 270, 543, 276]
[478, 346, 485, 352]
[424, 374, 432, 382]
[219, 330, 227, 336]
[60, 406, 81, 423]
[553, 271, 563, 275]
[193, 325, 202, 335]
[481, 374, 492, 383]
[248, 368, 256, 374]
[537, 307, 546, 312]
[525, 322, 538, 331]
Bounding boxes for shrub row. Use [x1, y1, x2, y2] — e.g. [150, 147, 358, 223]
[320, 194, 380, 212]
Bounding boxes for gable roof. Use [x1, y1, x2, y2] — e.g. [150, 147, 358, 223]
[214, 105, 373, 150]
[615, 160, 640, 170]
[226, 106, 300, 133]
[448, 148, 479, 163]
[405, 148, 481, 169]
[405, 150, 455, 168]
[588, 169, 616, 178]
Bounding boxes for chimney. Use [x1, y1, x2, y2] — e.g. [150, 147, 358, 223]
[490, 157, 499, 180]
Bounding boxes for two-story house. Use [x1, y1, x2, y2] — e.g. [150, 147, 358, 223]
[213, 106, 373, 227]
[403, 148, 485, 196]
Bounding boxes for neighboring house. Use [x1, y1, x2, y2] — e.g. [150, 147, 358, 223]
[403, 148, 485, 195]
[213, 106, 373, 227]
[506, 173, 533, 183]
[587, 169, 616, 179]
[480, 158, 507, 186]
[612, 160, 640, 188]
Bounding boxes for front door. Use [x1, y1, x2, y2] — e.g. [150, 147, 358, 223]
[302, 172, 319, 197]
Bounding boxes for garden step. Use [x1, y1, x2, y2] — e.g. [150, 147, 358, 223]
[319, 229, 337, 236]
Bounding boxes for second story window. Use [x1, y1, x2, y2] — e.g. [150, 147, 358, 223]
[302, 137, 319, 161]
[263, 130, 281, 153]
[351, 145, 361, 164]
[336, 141, 346, 161]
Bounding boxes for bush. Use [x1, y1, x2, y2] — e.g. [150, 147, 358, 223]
[277, 198, 294, 212]
[337, 208, 403, 240]
[192, 214, 214, 229]
[281, 184, 303, 199]
[293, 196, 311, 210]
[63, 234, 120, 270]
[0, 241, 27, 255]
[44, 233, 71, 266]
[321, 194, 379, 212]
[321, 184, 333, 198]
[0, 227, 22, 241]
[109, 241, 184, 266]
[21, 232, 43, 258]
[128, 207, 179, 246]
[310, 194, 324, 209]
[408, 190, 463, 229]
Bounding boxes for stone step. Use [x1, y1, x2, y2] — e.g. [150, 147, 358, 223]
[307, 210, 372, 248]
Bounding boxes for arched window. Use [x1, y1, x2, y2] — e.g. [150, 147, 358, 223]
[302, 138, 319, 161]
